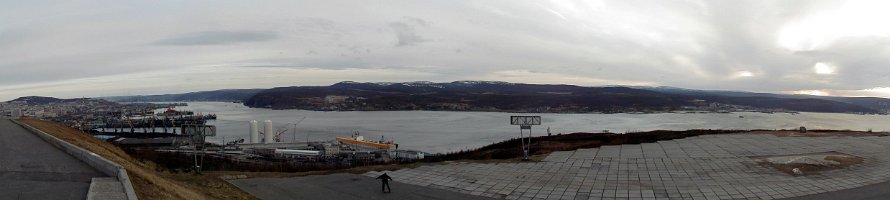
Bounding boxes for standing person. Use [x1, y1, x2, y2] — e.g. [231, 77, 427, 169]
[376, 173, 393, 193]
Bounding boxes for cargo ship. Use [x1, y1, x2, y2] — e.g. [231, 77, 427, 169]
[336, 131, 398, 150]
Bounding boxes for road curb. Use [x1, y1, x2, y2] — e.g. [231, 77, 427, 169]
[11, 119, 138, 200]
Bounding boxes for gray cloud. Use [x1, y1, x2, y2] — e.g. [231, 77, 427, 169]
[2, 0, 890, 100]
[389, 18, 427, 46]
[401, 16, 429, 27]
[153, 31, 278, 46]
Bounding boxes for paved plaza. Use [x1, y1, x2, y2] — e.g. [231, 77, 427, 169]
[364, 132, 890, 199]
[230, 173, 493, 200]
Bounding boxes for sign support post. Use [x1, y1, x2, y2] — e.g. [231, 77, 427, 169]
[511, 116, 541, 161]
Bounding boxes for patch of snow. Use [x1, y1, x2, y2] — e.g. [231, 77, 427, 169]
[452, 80, 513, 85]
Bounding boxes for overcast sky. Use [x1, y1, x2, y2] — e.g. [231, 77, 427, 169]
[2, 0, 889, 101]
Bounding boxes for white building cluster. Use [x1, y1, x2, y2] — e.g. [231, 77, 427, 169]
[1, 98, 107, 118]
[0, 97, 167, 130]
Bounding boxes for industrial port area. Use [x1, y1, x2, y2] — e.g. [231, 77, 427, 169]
[0, 97, 428, 174]
[7, 96, 890, 200]
[112, 111, 428, 170]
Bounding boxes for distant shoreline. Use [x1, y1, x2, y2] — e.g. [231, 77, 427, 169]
[160, 101, 888, 116]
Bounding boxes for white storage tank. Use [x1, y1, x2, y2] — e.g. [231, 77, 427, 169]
[249, 120, 259, 143]
[264, 120, 274, 143]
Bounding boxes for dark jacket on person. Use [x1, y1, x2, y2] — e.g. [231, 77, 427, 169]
[376, 173, 393, 183]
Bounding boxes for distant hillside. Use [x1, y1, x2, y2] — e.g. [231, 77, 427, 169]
[7, 96, 65, 105]
[102, 89, 263, 102]
[243, 81, 884, 114]
[6, 96, 114, 105]
[638, 86, 890, 112]
[245, 81, 688, 112]
[95, 81, 889, 114]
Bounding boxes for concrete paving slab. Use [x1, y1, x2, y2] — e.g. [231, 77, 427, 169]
[229, 173, 495, 200]
[783, 177, 890, 200]
[364, 133, 890, 199]
[88, 177, 126, 200]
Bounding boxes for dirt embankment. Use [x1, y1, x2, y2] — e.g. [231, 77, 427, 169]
[753, 152, 865, 176]
[19, 119, 256, 200]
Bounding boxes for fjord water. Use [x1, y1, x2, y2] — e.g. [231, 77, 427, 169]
[177, 102, 890, 153]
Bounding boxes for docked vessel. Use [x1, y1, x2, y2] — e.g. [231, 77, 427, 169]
[336, 131, 397, 150]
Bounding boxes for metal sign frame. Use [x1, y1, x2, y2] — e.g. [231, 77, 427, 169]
[510, 116, 542, 126]
[510, 116, 541, 161]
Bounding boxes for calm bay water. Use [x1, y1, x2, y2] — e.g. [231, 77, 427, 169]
[174, 102, 890, 153]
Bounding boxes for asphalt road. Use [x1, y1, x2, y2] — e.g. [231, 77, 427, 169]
[0, 119, 103, 200]
[229, 173, 495, 200]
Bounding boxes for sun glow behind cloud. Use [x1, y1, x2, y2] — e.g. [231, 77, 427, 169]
[791, 90, 831, 96]
[735, 71, 754, 78]
[777, 0, 890, 51]
[813, 62, 836, 75]
[863, 87, 890, 93]
[785, 87, 890, 98]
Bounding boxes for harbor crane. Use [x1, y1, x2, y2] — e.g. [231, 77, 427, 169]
[274, 117, 307, 142]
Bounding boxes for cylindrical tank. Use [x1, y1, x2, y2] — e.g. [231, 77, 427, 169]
[264, 120, 274, 143]
[249, 120, 259, 143]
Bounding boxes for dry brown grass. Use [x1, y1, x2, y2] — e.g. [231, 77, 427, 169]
[20, 119, 257, 200]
